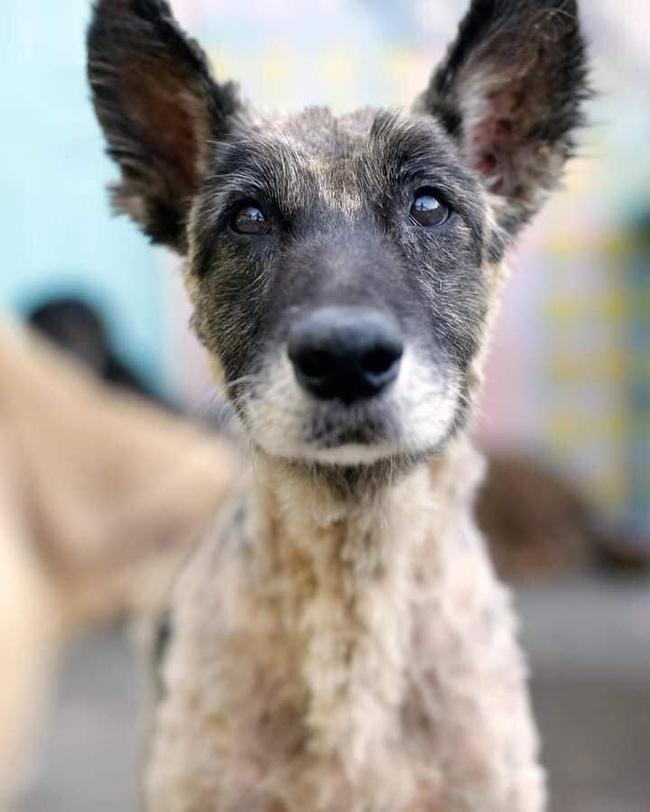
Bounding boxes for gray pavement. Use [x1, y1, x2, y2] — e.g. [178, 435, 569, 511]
[17, 576, 650, 812]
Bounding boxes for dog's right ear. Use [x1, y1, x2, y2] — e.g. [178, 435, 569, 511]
[87, 0, 241, 253]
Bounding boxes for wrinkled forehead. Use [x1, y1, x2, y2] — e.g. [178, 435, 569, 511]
[201, 107, 487, 223]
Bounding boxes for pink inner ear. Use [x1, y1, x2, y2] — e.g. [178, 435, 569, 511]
[469, 87, 528, 192]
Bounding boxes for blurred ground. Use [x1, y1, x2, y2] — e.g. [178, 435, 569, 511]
[17, 576, 650, 812]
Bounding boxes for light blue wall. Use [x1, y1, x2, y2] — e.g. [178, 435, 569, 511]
[0, 0, 164, 387]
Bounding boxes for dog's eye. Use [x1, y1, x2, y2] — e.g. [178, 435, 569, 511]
[231, 203, 268, 235]
[410, 189, 449, 227]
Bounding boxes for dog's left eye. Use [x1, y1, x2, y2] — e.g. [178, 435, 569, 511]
[231, 203, 269, 235]
[410, 189, 450, 227]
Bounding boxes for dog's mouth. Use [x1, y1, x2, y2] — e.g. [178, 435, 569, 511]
[312, 424, 381, 448]
[303, 399, 391, 447]
[297, 400, 399, 466]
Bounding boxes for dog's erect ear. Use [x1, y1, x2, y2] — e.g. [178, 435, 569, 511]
[417, 0, 588, 237]
[87, 0, 241, 252]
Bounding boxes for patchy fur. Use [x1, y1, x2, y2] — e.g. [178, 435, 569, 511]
[147, 439, 543, 812]
[87, 0, 589, 810]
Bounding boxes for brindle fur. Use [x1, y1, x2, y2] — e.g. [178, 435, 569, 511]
[88, 1, 588, 810]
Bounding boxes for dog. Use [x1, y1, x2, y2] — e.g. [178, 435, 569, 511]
[0, 319, 237, 808]
[87, 0, 589, 809]
[478, 453, 649, 581]
[26, 296, 166, 403]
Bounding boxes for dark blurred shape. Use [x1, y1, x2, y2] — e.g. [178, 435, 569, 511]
[26, 297, 165, 404]
[479, 454, 649, 581]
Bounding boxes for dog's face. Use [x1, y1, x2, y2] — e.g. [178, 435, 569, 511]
[190, 109, 493, 465]
[88, 0, 587, 467]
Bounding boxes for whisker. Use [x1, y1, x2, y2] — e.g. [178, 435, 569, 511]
[225, 374, 264, 391]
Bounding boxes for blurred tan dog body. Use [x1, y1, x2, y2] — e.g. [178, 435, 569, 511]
[0, 318, 237, 805]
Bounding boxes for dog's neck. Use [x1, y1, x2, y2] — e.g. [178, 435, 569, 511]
[246, 439, 485, 776]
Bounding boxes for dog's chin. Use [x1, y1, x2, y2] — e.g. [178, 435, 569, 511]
[256, 429, 448, 469]
[250, 418, 400, 467]
[250, 412, 448, 468]
[285, 439, 398, 467]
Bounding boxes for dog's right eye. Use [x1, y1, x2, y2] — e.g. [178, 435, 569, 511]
[410, 188, 450, 228]
[230, 203, 269, 236]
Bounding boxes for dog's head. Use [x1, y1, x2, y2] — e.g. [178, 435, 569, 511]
[88, 0, 587, 468]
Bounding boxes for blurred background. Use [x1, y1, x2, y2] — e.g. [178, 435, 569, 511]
[1, 1, 649, 811]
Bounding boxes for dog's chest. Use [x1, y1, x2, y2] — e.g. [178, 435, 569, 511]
[145, 480, 543, 812]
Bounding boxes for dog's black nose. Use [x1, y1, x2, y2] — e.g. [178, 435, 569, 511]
[287, 307, 403, 404]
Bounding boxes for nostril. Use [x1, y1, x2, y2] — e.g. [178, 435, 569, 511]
[361, 345, 402, 376]
[297, 348, 335, 379]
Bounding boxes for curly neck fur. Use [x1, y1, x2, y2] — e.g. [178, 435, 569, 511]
[152, 432, 542, 812]
[248, 439, 482, 786]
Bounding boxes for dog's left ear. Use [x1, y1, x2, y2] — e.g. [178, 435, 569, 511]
[417, 0, 588, 237]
